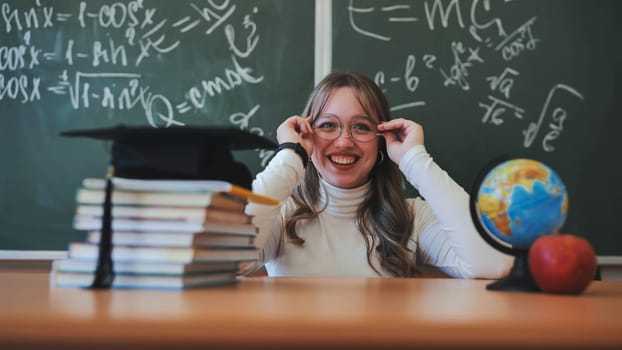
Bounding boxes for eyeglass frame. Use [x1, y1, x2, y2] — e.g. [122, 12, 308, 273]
[311, 114, 383, 142]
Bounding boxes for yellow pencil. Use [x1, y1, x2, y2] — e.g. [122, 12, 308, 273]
[229, 185, 280, 205]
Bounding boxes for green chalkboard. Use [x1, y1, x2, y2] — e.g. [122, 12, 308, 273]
[333, 0, 622, 255]
[0, 0, 314, 250]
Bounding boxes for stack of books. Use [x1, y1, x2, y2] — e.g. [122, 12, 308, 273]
[50, 177, 273, 290]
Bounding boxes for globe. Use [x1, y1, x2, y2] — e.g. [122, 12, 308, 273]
[475, 158, 568, 250]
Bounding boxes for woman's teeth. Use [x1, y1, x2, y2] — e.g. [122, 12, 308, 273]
[330, 155, 357, 165]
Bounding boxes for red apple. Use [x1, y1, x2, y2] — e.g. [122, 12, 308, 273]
[528, 234, 597, 294]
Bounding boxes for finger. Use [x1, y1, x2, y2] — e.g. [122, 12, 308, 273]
[300, 116, 314, 135]
[378, 121, 406, 142]
[381, 130, 399, 144]
[381, 119, 421, 136]
[283, 116, 299, 131]
[380, 120, 405, 143]
[378, 118, 408, 131]
[278, 116, 306, 143]
[382, 117, 417, 127]
[289, 116, 308, 134]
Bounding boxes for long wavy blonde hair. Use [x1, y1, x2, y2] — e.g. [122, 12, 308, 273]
[284, 72, 416, 277]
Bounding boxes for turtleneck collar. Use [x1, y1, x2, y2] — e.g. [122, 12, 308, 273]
[318, 178, 371, 217]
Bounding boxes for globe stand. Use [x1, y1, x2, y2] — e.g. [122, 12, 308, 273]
[485, 251, 539, 292]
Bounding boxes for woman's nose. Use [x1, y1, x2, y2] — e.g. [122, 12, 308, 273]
[334, 128, 355, 145]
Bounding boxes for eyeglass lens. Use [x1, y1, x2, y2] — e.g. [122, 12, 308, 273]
[313, 115, 379, 142]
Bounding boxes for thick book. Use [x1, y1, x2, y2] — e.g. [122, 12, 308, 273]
[86, 231, 255, 248]
[50, 270, 239, 289]
[73, 216, 258, 234]
[52, 259, 239, 276]
[75, 204, 252, 224]
[82, 177, 279, 205]
[68, 242, 258, 263]
[76, 188, 247, 212]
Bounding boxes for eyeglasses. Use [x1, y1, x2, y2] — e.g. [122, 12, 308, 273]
[312, 114, 381, 142]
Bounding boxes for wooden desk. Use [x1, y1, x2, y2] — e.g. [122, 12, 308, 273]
[1, 271, 621, 349]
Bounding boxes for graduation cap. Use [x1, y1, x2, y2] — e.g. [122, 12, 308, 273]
[62, 125, 276, 187]
[61, 125, 277, 289]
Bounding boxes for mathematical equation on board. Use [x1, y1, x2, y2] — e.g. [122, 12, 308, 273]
[0, 0, 274, 166]
[346, 0, 585, 152]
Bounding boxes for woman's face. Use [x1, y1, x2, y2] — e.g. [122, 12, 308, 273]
[310, 87, 379, 189]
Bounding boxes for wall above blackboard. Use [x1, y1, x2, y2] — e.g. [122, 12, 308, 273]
[0, 0, 314, 250]
[333, 0, 622, 255]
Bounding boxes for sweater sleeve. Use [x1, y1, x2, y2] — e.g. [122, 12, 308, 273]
[241, 149, 305, 274]
[400, 145, 513, 279]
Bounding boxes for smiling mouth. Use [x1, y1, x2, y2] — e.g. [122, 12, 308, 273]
[329, 155, 358, 165]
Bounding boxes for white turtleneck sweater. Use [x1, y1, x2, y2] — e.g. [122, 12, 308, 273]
[245, 145, 512, 278]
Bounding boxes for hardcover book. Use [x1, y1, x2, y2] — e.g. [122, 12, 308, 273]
[73, 216, 258, 234]
[75, 204, 252, 224]
[76, 188, 247, 211]
[68, 242, 258, 263]
[51, 270, 239, 289]
[52, 259, 240, 276]
[86, 231, 255, 248]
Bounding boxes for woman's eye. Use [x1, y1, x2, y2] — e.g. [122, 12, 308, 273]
[352, 123, 372, 132]
[318, 122, 337, 129]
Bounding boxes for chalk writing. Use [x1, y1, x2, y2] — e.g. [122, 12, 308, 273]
[0, 0, 288, 167]
[0, 42, 42, 71]
[0, 73, 41, 103]
[0, 31, 42, 103]
[342, 0, 585, 152]
[348, 0, 418, 41]
[479, 66, 523, 126]
[479, 95, 524, 126]
[495, 17, 539, 61]
[469, 0, 507, 45]
[228, 104, 273, 167]
[439, 41, 484, 91]
[187, 55, 264, 110]
[1, 1, 54, 33]
[190, 0, 236, 36]
[486, 67, 518, 99]
[225, 7, 258, 59]
[424, 0, 464, 31]
[374, 54, 427, 112]
[523, 84, 584, 152]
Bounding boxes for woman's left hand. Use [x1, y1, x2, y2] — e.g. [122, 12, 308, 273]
[377, 118, 424, 165]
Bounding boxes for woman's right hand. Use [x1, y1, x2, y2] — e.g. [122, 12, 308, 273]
[276, 115, 314, 156]
[378, 118, 425, 165]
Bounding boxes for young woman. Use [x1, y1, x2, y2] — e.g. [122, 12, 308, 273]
[244, 72, 512, 278]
